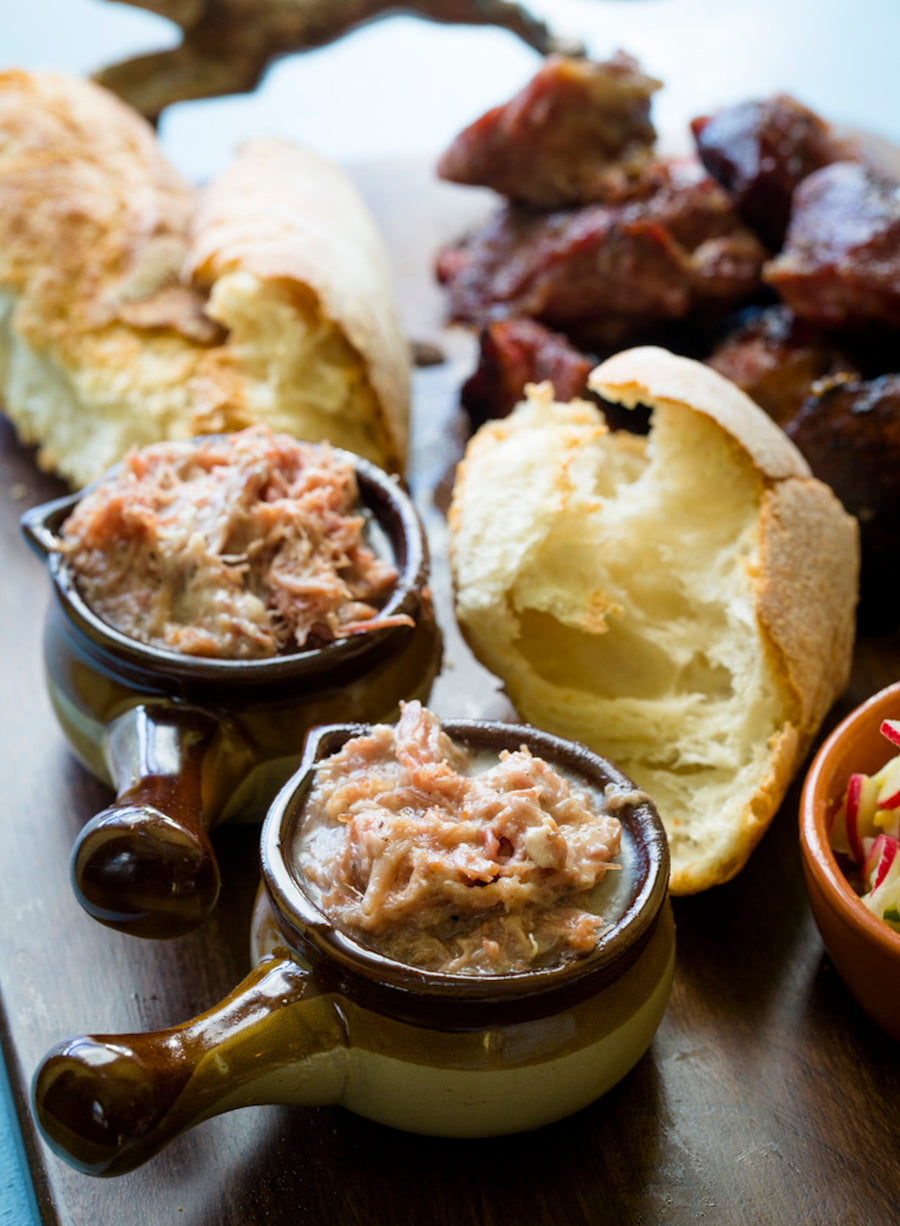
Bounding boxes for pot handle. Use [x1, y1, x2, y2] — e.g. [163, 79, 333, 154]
[20, 492, 80, 561]
[32, 953, 349, 1177]
[71, 703, 227, 939]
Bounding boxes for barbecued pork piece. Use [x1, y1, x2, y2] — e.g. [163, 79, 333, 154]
[765, 162, 900, 330]
[437, 52, 660, 208]
[460, 318, 594, 425]
[691, 94, 846, 250]
[786, 373, 900, 629]
[435, 159, 767, 350]
[706, 305, 859, 427]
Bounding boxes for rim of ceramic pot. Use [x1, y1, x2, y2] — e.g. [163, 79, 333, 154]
[20, 443, 429, 688]
[262, 718, 671, 1026]
[800, 681, 900, 959]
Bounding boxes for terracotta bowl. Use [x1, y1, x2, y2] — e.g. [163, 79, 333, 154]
[799, 681, 900, 1040]
[21, 447, 441, 939]
[32, 719, 674, 1176]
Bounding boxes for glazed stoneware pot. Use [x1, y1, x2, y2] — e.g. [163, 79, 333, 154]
[32, 719, 674, 1176]
[800, 681, 900, 1040]
[21, 451, 441, 939]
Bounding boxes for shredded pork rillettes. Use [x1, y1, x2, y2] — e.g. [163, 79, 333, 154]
[59, 425, 402, 658]
[297, 702, 625, 975]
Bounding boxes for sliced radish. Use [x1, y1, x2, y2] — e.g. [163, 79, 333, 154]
[880, 719, 900, 748]
[863, 848, 900, 925]
[845, 772, 880, 864]
[863, 833, 899, 892]
[876, 754, 900, 810]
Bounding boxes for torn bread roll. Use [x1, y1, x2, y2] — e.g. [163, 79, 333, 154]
[0, 70, 408, 486]
[449, 346, 859, 893]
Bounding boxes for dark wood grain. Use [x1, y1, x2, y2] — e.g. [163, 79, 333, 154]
[2, 163, 900, 1226]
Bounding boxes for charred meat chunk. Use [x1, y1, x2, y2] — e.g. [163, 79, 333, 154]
[460, 318, 593, 426]
[436, 159, 767, 350]
[765, 162, 900, 330]
[787, 374, 900, 629]
[706, 305, 859, 427]
[691, 94, 844, 249]
[437, 52, 660, 208]
[459, 318, 650, 434]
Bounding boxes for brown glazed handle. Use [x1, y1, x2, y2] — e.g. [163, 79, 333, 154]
[32, 954, 348, 1176]
[71, 703, 223, 939]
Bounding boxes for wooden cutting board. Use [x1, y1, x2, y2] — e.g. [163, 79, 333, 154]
[1, 160, 899, 1225]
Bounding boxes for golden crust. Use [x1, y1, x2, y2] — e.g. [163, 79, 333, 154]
[593, 347, 859, 740]
[674, 476, 858, 895]
[0, 69, 206, 351]
[753, 476, 858, 745]
[668, 723, 800, 896]
[449, 351, 859, 894]
[0, 71, 409, 485]
[589, 344, 812, 481]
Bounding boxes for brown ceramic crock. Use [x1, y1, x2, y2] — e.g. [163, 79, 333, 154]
[799, 681, 900, 1040]
[21, 449, 441, 939]
[32, 719, 674, 1176]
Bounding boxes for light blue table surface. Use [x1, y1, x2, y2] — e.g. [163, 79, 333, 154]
[3, 1, 900, 1219]
[0, 1052, 39, 1224]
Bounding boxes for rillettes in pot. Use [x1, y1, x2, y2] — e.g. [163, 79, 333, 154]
[21, 450, 441, 938]
[32, 719, 674, 1175]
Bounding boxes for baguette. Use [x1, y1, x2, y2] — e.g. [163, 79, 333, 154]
[0, 71, 409, 486]
[449, 346, 859, 893]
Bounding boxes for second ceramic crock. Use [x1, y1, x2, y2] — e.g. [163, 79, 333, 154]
[31, 718, 675, 1175]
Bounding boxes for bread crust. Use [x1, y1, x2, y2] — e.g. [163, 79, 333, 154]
[0, 69, 206, 349]
[754, 476, 858, 745]
[589, 344, 812, 481]
[591, 347, 859, 741]
[450, 349, 859, 893]
[0, 71, 409, 485]
[186, 138, 409, 472]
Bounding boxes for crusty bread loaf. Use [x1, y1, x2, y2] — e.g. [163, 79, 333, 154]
[449, 346, 859, 893]
[0, 71, 409, 485]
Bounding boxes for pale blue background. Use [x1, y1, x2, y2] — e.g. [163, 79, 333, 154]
[6, 0, 900, 177]
[3, 1, 900, 1219]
